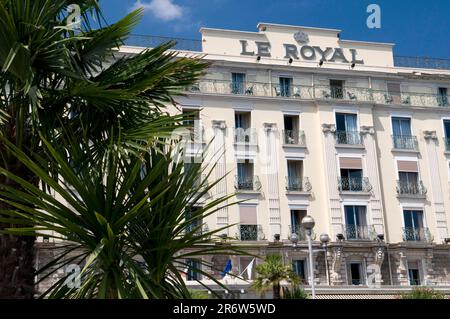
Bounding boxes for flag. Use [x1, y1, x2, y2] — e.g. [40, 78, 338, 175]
[221, 259, 232, 278]
[246, 258, 255, 280]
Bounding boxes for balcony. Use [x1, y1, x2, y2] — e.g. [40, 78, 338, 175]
[235, 175, 262, 192]
[392, 135, 418, 151]
[286, 177, 312, 193]
[282, 130, 306, 146]
[402, 227, 433, 243]
[396, 180, 427, 197]
[184, 79, 450, 108]
[343, 224, 372, 241]
[234, 128, 258, 145]
[288, 225, 308, 241]
[338, 177, 372, 193]
[237, 224, 265, 241]
[335, 131, 362, 145]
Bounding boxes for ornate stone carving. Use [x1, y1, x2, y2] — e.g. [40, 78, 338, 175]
[330, 246, 344, 285]
[263, 123, 277, 132]
[373, 246, 385, 267]
[322, 123, 336, 134]
[211, 120, 227, 129]
[360, 126, 375, 135]
[423, 130, 438, 140]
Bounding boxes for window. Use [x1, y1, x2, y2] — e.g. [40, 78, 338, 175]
[287, 160, 303, 191]
[234, 111, 253, 143]
[290, 210, 307, 240]
[340, 169, 363, 191]
[237, 160, 255, 190]
[344, 206, 368, 240]
[349, 263, 364, 285]
[392, 117, 416, 149]
[398, 171, 419, 194]
[182, 108, 201, 141]
[279, 77, 293, 97]
[403, 210, 424, 241]
[438, 87, 448, 107]
[185, 206, 202, 234]
[335, 113, 360, 144]
[283, 115, 301, 144]
[292, 260, 307, 283]
[330, 80, 344, 99]
[444, 120, 450, 150]
[239, 205, 258, 241]
[408, 261, 421, 285]
[186, 259, 201, 281]
[231, 73, 246, 94]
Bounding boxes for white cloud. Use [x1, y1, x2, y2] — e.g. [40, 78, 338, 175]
[131, 0, 184, 21]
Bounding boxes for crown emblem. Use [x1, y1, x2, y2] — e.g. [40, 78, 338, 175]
[294, 31, 309, 44]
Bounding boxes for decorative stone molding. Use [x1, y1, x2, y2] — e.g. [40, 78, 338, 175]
[360, 126, 375, 135]
[211, 120, 227, 130]
[263, 123, 277, 132]
[372, 246, 385, 267]
[322, 123, 336, 134]
[423, 130, 438, 141]
[330, 246, 344, 285]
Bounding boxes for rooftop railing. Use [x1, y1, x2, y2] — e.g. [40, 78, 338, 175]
[125, 34, 202, 51]
[394, 55, 450, 71]
[185, 79, 450, 108]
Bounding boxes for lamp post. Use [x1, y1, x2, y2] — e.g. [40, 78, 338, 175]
[320, 233, 330, 286]
[301, 215, 316, 299]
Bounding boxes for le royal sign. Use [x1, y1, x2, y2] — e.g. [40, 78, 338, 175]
[239, 31, 364, 65]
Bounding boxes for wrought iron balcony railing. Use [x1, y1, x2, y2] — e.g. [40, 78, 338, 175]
[286, 177, 312, 192]
[288, 225, 307, 241]
[335, 130, 362, 145]
[282, 130, 306, 146]
[183, 126, 205, 144]
[234, 128, 258, 144]
[392, 135, 418, 150]
[235, 175, 262, 192]
[402, 227, 433, 242]
[396, 180, 427, 196]
[237, 224, 265, 241]
[184, 79, 450, 108]
[343, 224, 371, 240]
[338, 177, 372, 193]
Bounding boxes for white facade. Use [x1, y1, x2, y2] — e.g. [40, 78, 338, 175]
[115, 23, 450, 288]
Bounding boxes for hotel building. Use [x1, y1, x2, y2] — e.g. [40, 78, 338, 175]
[37, 23, 450, 296]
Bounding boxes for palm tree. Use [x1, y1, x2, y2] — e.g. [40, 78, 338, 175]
[252, 254, 299, 299]
[0, 0, 209, 298]
[0, 126, 242, 298]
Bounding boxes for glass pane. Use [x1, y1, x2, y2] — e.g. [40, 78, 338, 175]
[345, 206, 356, 225]
[336, 113, 346, 131]
[345, 114, 358, 132]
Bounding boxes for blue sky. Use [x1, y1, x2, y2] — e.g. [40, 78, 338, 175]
[102, 0, 450, 58]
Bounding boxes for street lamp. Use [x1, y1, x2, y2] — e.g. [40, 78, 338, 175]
[301, 215, 316, 299]
[320, 233, 330, 286]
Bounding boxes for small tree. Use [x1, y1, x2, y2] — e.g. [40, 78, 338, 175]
[252, 254, 298, 299]
[282, 285, 309, 299]
[400, 287, 447, 299]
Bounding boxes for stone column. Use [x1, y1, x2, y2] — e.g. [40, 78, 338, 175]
[212, 120, 229, 233]
[395, 251, 409, 286]
[322, 124, 342, 237]
[361, 126, 385, 236]
[423, 130, 448, 242]
[263, 123, 281, 239]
